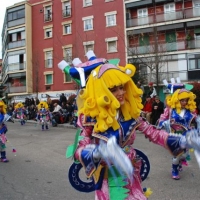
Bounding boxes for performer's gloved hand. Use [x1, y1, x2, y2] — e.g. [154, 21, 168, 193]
[180, 129, 200, 151]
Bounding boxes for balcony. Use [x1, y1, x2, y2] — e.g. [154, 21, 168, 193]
[8, 62, 26, 72]
[45, 59, 53, 68]
[8, 86, 26, 93]
[126, 7, 200, 28]
[8, 39, 25, 49]
[128, 39, 200, 56]
[185, 7, 200, 18]
[44, 14, 52, 22]
[143, 71, 188, 84]
[63, 8, 71, 18]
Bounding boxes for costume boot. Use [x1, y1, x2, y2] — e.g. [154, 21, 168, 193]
[172, 164, 180, 180]
[1, 151, 9, 162]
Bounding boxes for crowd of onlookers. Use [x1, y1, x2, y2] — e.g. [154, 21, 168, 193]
[6, 93, 78, 127]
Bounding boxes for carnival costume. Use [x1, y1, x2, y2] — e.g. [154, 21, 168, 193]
[13, 102, 26, 125]
[158, 79, 198, 180]
[36, 101, 51, 131]
[0, 100, 12, 162]
[58, 51, 200, 200]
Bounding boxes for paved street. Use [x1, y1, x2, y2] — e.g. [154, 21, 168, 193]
[0, 122, 200, 200]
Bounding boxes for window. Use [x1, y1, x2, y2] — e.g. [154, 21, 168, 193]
[44, 6, 52, 22]
[164, 3, 175, 13]
[193, 0, 200, 17]
[137, 8, 148, 25]
[83, 41, 94, 54]
[105, 11, 117, 27]
[189, 58, 200, 70]
[64, 47, 72, 63]
[82, 16, 93, 31]
[45, 28, 52, 38]
[83, 0, 92, 7]
[63, 1, 71, 17]
[44, 50, 53, 68]
[64, 73, 72, 83]
[8, 31, 25, 42]
[7, 9, 25, 21]
[45, 74, 53, 85]
[105, 37, 118, 53]
[64, 24, 71, 34]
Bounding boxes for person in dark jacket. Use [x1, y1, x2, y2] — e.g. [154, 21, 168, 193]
[59, 93, 67, 105]
[151, 96, 164, 125]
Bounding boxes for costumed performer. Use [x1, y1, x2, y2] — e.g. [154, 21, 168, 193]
[58, 51, 200, 200]
[158, 78, 198, 180]
[13, 102, 27, 125]
[0, 100, 13, 162]
[36, 101, 51, 131]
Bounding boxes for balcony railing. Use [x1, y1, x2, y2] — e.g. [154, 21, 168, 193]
[9, 86, 26, 93]
[45, 59, 53, 68]
[185, 7, 200, 18]
[128, 39, 200, 55]
[8, 62, 26, 72]
[8, 39, 25, 49]
[127, 7, 200, 28]
[63, 8, 71, 17]
[44, 13, 52, 22]
[142, 71, 188, 84]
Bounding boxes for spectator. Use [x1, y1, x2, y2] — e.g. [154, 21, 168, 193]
[47, 95, 53, 111]
[136, 80, 145, 102]
[35, 97, 40, 105]
[52, 103, 62, 124]
[30, 97, 35, 106]
[148, 82, 157, 99]
[59, 93, 67, 105]
[151, 96, 164, 125]
[141, 95, 152, 123]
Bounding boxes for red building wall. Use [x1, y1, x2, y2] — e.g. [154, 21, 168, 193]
[74, 0, 125, 64]
[29, 0, 125, 94]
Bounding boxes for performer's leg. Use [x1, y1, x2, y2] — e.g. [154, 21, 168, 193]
[1, 150, 9, 162]
[172, 157, 180, 180]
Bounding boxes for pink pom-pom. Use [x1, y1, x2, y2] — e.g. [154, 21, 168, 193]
[12, 149, 16, 153]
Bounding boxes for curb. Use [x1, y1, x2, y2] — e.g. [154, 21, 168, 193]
[13, 119, 77, 129]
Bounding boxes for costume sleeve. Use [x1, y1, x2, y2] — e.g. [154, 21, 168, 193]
[158, 107, 170, 126]
[137, 117, 185, 156]
[74, 115, 99, 177]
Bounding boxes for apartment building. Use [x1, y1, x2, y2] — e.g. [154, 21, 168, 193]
[125, 0, 200, 98]
[1, 1, 33, 103]
[29, 0, 125, 101]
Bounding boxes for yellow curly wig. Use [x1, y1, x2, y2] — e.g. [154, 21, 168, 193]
[0, 100, 7, 114]
[166, 89, 196, 114]
[78, 63, 143, 132]
[38, 101, 49, 110]
[15, 102, 24, 109]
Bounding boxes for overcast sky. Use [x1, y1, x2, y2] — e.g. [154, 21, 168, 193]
[0, 0, 22, 58]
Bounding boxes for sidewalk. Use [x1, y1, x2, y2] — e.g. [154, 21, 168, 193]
[13, 119, 77, 129]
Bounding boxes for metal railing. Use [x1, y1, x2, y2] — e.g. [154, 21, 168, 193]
[44, 14, 52, 22]
[127, 39, 200, 55]
[8, 62, 26, 72]
[8, 39, 25, 49]
[126, 7, 200, 28]
[45, 59, 53, 68]
[9, 86, 26, 93]
[141, 71, 188, 84]
[63, 8, 71, 17]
